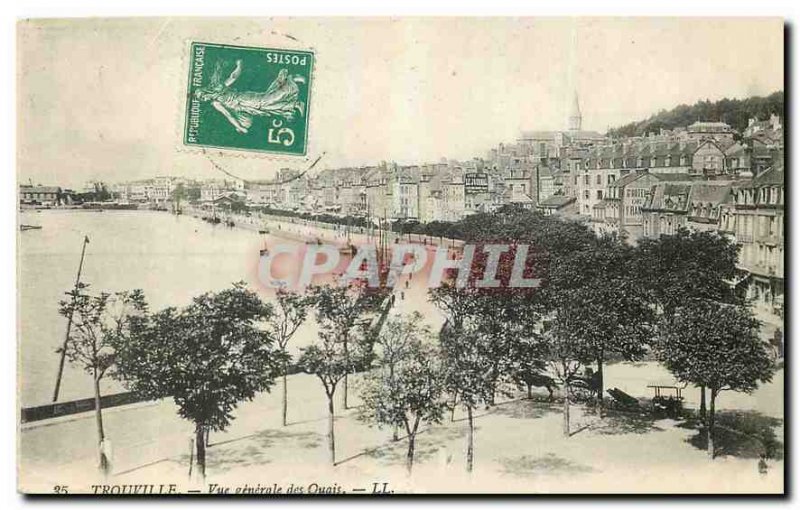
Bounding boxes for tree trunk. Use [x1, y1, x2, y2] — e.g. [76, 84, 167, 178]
[466, 405, 474, 473]
[93, 375, 109, 475]
[707, 388, 717, 459]
[699, 385, 707, 421]
[527, 383, 532, 400]
[450, 391, 458, 422]
[390, 364, 399, 441]
[596, 357, 605, 406]
[406, 433, 416, 474]
[327, 395, 336, 465]
[343, 339, 350, 410]
[282, 364, 289, 427]
[195, 423, 206, 481]
[563, 381, 570, 437]
[343, 373, 349, 410]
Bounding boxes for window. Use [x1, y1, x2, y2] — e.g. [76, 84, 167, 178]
[608, 175, 616, 184]
[597, 190, 603, 200]
[584, 175, 589, 185]
[584, 190, 590, 199]
[596, 174, 601, 185]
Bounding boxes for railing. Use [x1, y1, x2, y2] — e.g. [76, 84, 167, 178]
[21, 392, 147, 424]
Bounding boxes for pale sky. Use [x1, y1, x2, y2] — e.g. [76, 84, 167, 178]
[18, 17, 784, 188]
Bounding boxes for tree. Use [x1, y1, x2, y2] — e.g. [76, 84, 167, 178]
[266, 288, 311, 426]
[372, 312, 428, 441]
[298, 329, 372, 465]
[636, 228, 740, 317]
[544, 319, 586, 437]
[171, 183, 186, 203]
[112, 283, 281, 480]
[359, 337, 446, 474]
[186, 185, 202, 202]
[438, 319, 494, 472]
[58, 285, 147, 475]
[637, 227, 741, 417]
[549, 235, 654, 404]
[607, 91, 783, 137]
[657, 299, 775, 458]
[309, 283, 374, 409]
[429, 282, 477, 421]
[468, 288, 542, 406]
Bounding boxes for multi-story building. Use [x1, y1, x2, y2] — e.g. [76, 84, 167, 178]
[417, 166, 446, 223]
[719, 165, 784, 323]
[19, 185, 62, 206]
[364, 164, 391, 220]
[442, 167, 466, 222]
[200, 180, 226, 202]
[691, 139, 731, 177]
[641, 181, 732, 238]
[503, 167, 535, 209]
[391, 166, 420, 220]
[685, 121, 736, 144]
[149, 176, 174, 204]
[603, 171, 690, 241]
[244, 180, 280, 206]
[743, 114, 782, 139]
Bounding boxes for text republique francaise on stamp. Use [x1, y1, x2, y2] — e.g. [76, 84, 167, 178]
[184, 42, 314, 156]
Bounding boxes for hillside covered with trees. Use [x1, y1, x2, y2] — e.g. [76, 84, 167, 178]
[608, 91, 784, 138]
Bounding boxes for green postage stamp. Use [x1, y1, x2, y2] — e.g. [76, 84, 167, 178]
[183, 42, 314, 156]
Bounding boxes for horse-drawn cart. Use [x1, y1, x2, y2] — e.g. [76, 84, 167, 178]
[647, 382, 686, 418]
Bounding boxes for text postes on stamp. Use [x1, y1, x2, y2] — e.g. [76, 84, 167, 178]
[184, 42, 314, 156]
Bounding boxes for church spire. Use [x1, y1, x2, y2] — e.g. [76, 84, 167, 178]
[568, 90, 582, 131]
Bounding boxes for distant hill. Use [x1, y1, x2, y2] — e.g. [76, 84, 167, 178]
[607, 91, 784, 138]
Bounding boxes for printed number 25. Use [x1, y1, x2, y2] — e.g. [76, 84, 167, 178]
[54, 485, 69, 494]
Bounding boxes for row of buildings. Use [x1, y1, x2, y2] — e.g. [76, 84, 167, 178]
[224, 95, 785, 325]
[30, 93, 783, 325]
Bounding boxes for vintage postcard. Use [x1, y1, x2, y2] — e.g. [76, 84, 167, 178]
[17, 17, 785, 495]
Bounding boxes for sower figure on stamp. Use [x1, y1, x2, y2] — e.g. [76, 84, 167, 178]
[195, 59, 306, 134]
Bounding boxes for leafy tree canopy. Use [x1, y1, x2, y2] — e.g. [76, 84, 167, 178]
[112, 282, 281, 432]
[608, 91, 783, 138]
[657, 299, 775, 394]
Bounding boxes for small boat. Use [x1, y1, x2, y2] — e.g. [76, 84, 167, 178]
[258, 228, 270, 235]
[20, 224, 42, 231]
